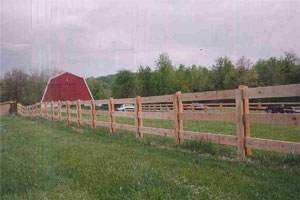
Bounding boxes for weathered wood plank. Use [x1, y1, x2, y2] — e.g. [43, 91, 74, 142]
[94, 110, 110, 116]
[138, 112, 174, 120]
[236, 86, 245, 158]
[140, 94, 174, 103]
[109, 98, 116, 133]
[244, 113, 300, 126]
[179, 89, 236, 101]
[81, 110, 91, 115]
[112, 111, 135, 118]
[245, 137, 300, 155]
[94, 121, 111, 127]
[112, 123, 136, 132]
[113, 98, 136, 104]
[94, 99, 110, 104]
[91, 100, 96, 129]
[179, 112, 235, 122]
[244, 84, 300, 99]
[174, 91, 183, 144]
[180, 130, 238, 146]
[139, 127, 174, 138]
[135, 96, 143, 138]
[81, 119, 92, 125]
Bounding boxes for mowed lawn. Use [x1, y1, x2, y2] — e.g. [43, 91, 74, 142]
[1, 115, 300, 199]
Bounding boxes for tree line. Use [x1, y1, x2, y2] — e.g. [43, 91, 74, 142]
[1, 52, 299, 105]
[110, 52, 300, 99]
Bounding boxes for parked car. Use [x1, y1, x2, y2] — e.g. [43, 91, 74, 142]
[265, 105, 295, 113]
[117, 104, 135, 112]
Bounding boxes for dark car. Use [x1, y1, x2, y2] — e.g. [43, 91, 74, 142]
[265, 105, 294, 113]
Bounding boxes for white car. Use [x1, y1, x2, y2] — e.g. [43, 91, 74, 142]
[117, 104, 135, 112]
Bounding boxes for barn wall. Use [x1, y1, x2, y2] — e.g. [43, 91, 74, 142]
[43, 72, 93, 102]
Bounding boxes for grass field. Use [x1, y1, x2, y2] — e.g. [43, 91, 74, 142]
[1, 115, 299, 199]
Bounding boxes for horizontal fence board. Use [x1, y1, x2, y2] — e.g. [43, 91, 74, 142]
[61, 109, 67, 113]
[139, 126, 173, 138]
[94, 99, 110, 104]
[180, 130, 238, 146]
[68, 101, 77, 105]
[94, 121, 111, 127]
[112, 111, 135, 118]
[69, 110, 77, 114]
[179, 89, 236, 102]
[113, 98, 136, 104]
[81, 110, 91, 115]
[244, 84, 300, 99]
[69, 118, 77, 123]
[179, 112, 236, 122]
[80, 100, 92, 105]
[112, 123, 136, 132]
[138, 112, 174, 120]
[94, 110, 110, 116]
[244, 113, 300, 126]
[81, 119, 92, 125]
[245, 137, 300, 154]
[140, 94, 174, 103]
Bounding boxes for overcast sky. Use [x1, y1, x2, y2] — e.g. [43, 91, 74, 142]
[1, 0, 300, 77]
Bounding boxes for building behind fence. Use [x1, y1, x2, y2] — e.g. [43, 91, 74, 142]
[17, 84, 300, 158]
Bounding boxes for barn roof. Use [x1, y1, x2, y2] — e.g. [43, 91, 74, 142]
[41, 72, 94, 102]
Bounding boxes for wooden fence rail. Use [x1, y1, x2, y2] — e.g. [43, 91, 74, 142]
[17, 84, 300, 157]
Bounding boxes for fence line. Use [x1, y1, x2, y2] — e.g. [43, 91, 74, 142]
[17, 84, 300, 157]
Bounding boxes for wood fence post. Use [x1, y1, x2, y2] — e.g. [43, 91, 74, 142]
[77, 100, 82, 126]
[67, 100, 70, 124]
[109, 98, 116, 133]
[240, 85, 251, 156]
[91, 100, 96, 129]
[220, 103, 223, 112]
[258, 102, 262, 109]
[40, 101, 43, 117]
[31, 105, 34, 116]
[174, 91, 183, 144]
[51, 101, 54, 121]
[204, 104, 208, 112]
[236, 85, 248, 158]
[58, 100, 61, 120]
[45, 102, 48, 119]
[135, 96, 143, 138]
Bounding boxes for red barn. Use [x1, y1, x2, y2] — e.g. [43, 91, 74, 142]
[42, 72, 93, 102]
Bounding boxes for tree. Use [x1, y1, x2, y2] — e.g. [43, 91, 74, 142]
[211, 57, 238, 90]
[154, 53, 176, 95]
[86, 77, 111, 99]
[112, 70, 137, 98]
[2, 68, 27, 103]
[137, 66, 153, 97]
[235, 57, 258, 87]
[254, 57, 281, 86]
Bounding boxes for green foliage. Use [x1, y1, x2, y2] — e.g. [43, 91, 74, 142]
[112, 70, 137, 98]
[1, 52, 300, 104]
[137, 66, 153, 97]
[86, 77, 111, 99]
[0, 68, 62, 105]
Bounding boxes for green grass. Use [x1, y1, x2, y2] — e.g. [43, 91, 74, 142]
[1, 115, 299, 199]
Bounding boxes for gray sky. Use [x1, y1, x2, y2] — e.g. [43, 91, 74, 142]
[1, 0, 300, 77]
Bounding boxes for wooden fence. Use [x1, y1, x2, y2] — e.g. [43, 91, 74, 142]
[141, 102, 300, 112]
[0, 101, 17, 116]
[17, 84, 300, 157]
